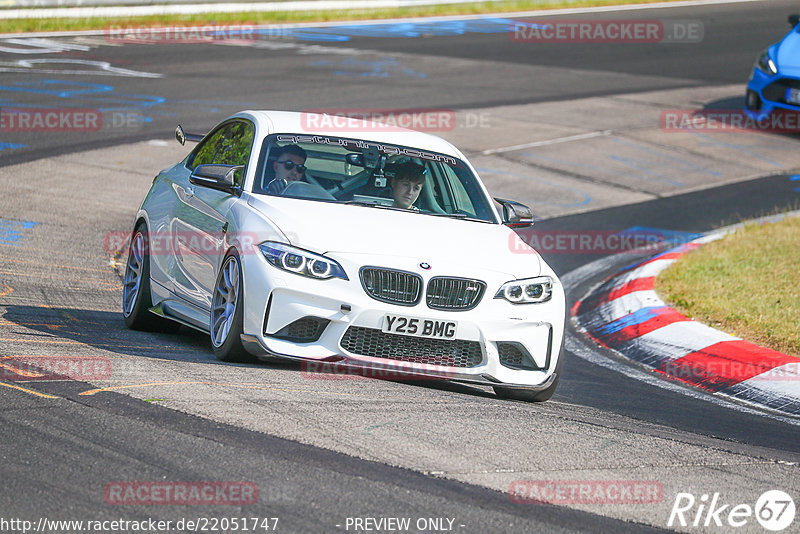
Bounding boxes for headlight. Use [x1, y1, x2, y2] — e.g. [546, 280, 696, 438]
[259, 242, 347, 280]
[495, 276, 553, 304]
[756, 50, 777, 75]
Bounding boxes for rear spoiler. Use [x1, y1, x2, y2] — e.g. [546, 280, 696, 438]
[175, 124, 205, 145]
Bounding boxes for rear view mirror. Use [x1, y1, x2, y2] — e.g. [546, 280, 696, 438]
[345, 153, 364, 167]
[789, 14, 800, 27]
[348, 149, 387, 187]
[362, 146, 382, 169]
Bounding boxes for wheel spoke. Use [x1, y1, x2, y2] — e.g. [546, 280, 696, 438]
[219, 317, 231, 341]
[229, 263, 238, 292]
[222, 263, 232, 290]
[132, 234, 143, 264]
[122, 232, 145, 317]
[212, 313, 227, 338]
[211, 256, 239, 347]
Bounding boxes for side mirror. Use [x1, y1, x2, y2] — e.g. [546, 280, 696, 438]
[175, 124, 205, 145]
[190, 164, 244, 196]
[175, 125, 186, 145]
[789, 14, 800, 27]
[495, 198, 535, 228]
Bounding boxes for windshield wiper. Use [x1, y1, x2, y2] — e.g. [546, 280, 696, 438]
[344, 202, 486, 221]
[427, 212, 466, 218]
[427, 211, 490, 221]
[343, 200, 408, 212]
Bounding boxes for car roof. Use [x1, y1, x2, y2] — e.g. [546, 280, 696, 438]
[233, 110, 466, 160]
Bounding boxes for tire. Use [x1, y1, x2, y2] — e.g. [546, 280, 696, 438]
[210, 252, 253, 363]
[122, 224, 180, 333]
[493, 337, 564, 402]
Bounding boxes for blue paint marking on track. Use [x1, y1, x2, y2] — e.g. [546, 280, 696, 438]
[609, 137, 722, 177]
[279, 18, 531, 42]
[790, 175, 800, 181]
[591, 306, 669, 337]
[615, 229, 701, 272]
[0, 79, 114, 98]
[0, 142, 27, 151]
[520, 151, 646, 184]
[0, 219, 39, 246]
[309, 57, 426, 78]
[609, 155, 684, 187]
[689, 131, 784, 168]
[620, 226, 703, 245]
[92, 93, 168, 112]
[0, 80, 258, 134]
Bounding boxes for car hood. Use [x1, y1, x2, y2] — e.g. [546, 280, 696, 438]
[247, 195, 541, 279]
[774, 30, 800, 76]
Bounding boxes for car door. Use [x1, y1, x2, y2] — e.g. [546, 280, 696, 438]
[171, 119, 254, 310]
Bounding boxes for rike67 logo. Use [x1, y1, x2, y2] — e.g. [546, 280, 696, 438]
[668, 490, 795, 531]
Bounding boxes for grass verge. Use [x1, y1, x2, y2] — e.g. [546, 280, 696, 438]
[656, 216, 800, 357]
[1, 0, 680, 34]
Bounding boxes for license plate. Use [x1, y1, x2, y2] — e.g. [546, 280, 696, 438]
[382, 315, 458, 340]
[788, 88, 800, 105]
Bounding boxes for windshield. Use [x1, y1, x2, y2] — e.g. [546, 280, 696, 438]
[252, 134, 498, 223]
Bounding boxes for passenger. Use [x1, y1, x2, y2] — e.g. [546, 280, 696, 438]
[266, 144, 307, 195]
[386, 161, 426, 210]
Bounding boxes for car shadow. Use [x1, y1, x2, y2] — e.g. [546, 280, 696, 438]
[1, 304, 495, 399]
[2, 304, 237, 366]
[702, 96, 745, 110]
[701, 96, 800, 140]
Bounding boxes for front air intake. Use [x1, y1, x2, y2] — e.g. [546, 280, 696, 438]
[269, 317, 329, 342]
[497, 342, 540, 370]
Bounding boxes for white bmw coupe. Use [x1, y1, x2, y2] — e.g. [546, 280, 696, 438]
[122, 110, 565, 401]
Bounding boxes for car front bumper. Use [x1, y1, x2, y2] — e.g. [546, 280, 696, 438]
[745, 67, 800, 119]
[238, 249, 565, 389]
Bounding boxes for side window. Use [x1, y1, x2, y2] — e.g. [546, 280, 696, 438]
[189, 124, 231, 170]
[188, 121, 254, 186]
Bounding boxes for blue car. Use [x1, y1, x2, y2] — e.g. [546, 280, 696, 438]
[745, 15, 800, 120]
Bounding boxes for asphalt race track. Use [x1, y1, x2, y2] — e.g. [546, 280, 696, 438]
[1, 1, 800, 532]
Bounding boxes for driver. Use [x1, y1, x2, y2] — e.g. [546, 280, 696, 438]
[266, 144, 307, 195]
[386, 161, 426, 210]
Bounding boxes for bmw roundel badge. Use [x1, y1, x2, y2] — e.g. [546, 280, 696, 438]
[419, 262, 431, 270]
